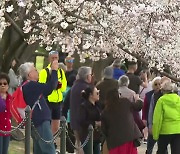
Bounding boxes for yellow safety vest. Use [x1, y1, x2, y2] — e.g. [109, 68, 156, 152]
[39, 65, 67, 103]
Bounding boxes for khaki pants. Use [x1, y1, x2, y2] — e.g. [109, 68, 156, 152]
[102, 141, 109, 154]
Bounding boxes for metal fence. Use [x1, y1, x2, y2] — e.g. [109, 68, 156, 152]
[0, 106, 94, 154]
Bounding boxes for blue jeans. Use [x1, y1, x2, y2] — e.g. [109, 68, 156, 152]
[31, 121, 56, 154]
[83, 141, 100, 154]
[0, 136, 10, 154]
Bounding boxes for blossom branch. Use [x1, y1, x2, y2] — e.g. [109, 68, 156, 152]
[117, 43, 180, 82]
[4, 12, 25, 38]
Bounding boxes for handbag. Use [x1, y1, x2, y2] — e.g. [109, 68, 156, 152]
[133, 111, 145, 132]
[133, 138, 141, 147]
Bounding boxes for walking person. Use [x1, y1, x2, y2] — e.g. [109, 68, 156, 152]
[147, 77, 171, 154]
[96, 66, 118, 109]
[19, 60, 59, 154]
[126, 61, 148, 132]
[153, 81, 180, 154]
[0, 73, 12, 154]
[101, 89, 143, 154]
[142, 77, 161, 154]
[8, 59, 19, 94]
[79, 86, 101, 154]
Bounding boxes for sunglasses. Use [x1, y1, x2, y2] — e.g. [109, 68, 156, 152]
[0, 82, 8, 86]
[154, 83, 161, 86]
[49, 50, 59, 55]
[66, 59, 74, 63]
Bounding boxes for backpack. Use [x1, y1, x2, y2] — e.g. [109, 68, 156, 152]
[10, 81, 42, 124]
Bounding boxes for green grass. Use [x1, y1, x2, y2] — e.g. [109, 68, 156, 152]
[8, 140, 33, 154]
[36, 56, 44, 72]
[8, 137, 60, 154]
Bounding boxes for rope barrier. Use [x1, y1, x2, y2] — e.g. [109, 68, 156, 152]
[31, 122, 62, 144]
[66, 127, 91, 149]
[0, 113, 93, 153]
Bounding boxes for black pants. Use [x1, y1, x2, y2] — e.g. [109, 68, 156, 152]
[157, 134, 180, 154]
[146, 134, 157, 154]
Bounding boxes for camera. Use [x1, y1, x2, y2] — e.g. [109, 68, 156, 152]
[56, 81, 62, 89]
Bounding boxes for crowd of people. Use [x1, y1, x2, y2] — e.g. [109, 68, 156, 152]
[0, 51, 180, 154]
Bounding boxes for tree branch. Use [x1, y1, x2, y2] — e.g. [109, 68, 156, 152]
[4, 12, 25, 38]
[52, 0, 90, 22]
[117, 43, 180, 82]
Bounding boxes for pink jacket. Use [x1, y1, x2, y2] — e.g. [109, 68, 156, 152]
[0, 94, 12, 136]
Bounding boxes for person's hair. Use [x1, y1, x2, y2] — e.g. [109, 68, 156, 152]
[161, 81, 174, 93]
[140, 69, 151, 80]
[65, 56, 74, 61]
[81, 86, 95, 100]
[118, 75, 129, 87]
[0, 73, 10, 84]
[112, 59, 121, 68]
[18, 62, 34, 81]
[77, 66, 91, 81]
[49, 50, 59, 56]
[173, 84, 179, 94]
[151, 76, 161, 87]
[127, 61, 137, 69]
[105, 89, 119, 110]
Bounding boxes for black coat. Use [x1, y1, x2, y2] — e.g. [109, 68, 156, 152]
[70, 79, 91, 130]
[101, 98, 143, 150]
[79, 100, 101, 143]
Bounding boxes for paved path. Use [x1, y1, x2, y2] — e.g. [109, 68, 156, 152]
[138, 143, 149, 154]
[138, 143, 171, 154]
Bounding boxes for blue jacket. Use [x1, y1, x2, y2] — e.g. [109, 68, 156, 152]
[23, 70, 58, 127]
[113, 68, 125, 80]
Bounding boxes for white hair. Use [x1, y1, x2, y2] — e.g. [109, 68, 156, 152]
[118, 75, 129, 87]
[151, 76, 161, 87]
[77, 66, 92, 81]
[18, 62, 34, 80]
[162, 81, 175, 92]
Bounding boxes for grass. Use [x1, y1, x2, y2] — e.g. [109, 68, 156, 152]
[8, 136, 61, 154]
[8, 139, 33, 154]
[36, 56, 44, 72]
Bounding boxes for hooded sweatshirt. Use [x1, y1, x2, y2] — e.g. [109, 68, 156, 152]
[153, 93, 180, 140]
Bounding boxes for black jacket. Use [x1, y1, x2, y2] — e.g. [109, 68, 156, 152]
[79, 100, 101, 143]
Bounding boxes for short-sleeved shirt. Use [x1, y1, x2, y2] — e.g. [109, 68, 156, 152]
[126, 73, 143, 94]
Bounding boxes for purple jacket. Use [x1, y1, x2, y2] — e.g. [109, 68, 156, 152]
[70, 79, 91, 130]
[0, 96, 6, 112]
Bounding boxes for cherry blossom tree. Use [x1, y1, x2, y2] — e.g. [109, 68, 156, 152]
[0, 0, 180, 81]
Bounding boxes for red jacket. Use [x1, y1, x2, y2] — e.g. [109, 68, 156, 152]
[0, 94, 12, 136]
